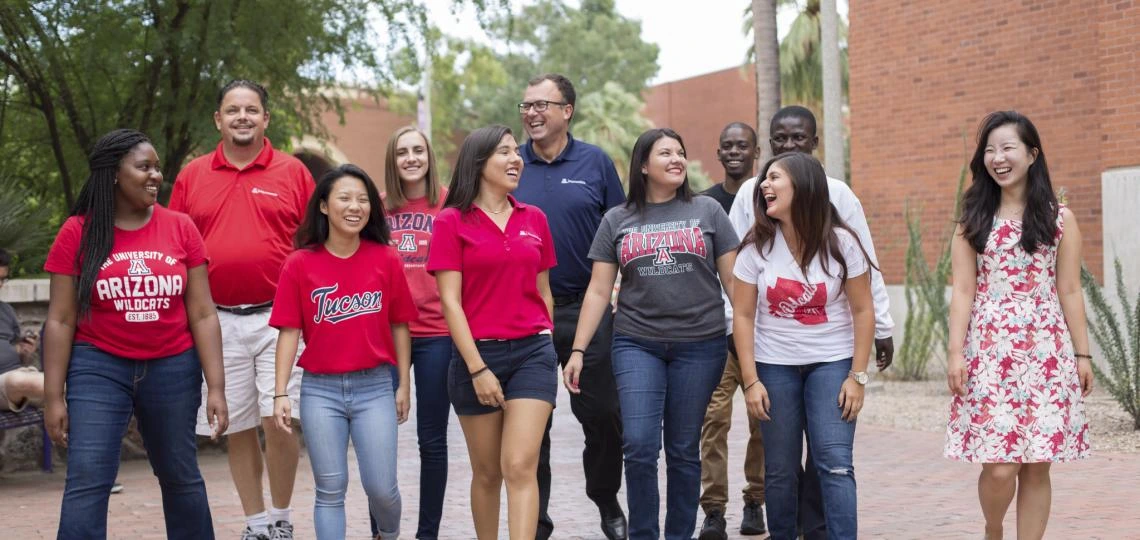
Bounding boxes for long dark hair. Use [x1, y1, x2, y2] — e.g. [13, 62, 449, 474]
[626, 128, 693, 213]
[295, 164, 390, 248]
[383, 126, 441, 210]
[72, 129, 152, 317]
[443, 124, 513, 212]
[741, 153, 874, 288]
[960, 110, 1057, 254]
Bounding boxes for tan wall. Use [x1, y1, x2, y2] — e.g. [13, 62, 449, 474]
[642, 65, 759, 181]
[849, 0, 1140, 282]
[309, 97, 416, 183]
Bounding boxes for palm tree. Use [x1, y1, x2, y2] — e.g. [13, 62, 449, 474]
[820, 0, 843, 181]
[752, 0, 781, 161]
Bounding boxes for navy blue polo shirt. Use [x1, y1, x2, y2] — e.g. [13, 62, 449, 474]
[514, 134, 625, 297]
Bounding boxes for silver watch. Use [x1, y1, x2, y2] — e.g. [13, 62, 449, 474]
[849, 370, 869, 385]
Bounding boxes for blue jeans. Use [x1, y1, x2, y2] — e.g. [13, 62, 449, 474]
[611, 334, 726, 540]
[302, 366, 401, 540]
[757, 359, 857, 540]
[58, 345, 212, 540]
[370, 336, 451, 539]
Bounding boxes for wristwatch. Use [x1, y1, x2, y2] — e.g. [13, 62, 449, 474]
[849, 370, 869, 385]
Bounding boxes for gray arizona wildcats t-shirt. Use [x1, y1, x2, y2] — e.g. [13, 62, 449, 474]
[589, 196, 739, 341]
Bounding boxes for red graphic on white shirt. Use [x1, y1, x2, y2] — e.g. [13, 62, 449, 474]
[766, 277, 828, 325]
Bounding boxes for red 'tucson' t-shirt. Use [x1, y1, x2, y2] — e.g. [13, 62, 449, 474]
[269, 241, 419, 374]
[387, 190, 448, 337]
[426, 196, 557, 340]
[44, 206, 208, 360]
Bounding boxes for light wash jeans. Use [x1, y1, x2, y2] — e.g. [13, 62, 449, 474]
[301, 366, 401, 540]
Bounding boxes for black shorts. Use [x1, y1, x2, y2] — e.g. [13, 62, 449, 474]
[448, 333, 557, 416]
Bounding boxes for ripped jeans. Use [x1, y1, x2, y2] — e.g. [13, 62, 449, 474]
[756, 358, 856, 540]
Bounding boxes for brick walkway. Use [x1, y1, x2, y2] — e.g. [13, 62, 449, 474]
[3, 388, 1137, 538]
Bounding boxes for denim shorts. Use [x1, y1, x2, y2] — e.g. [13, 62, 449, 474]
[448, 333, 557, 415]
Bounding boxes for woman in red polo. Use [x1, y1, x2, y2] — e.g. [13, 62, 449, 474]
[42, 129, 229, 540]
[270, 164, 418, 540]
[427, 125, 558, 538]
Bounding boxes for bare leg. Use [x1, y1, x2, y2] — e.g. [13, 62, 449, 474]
[261, 417, 300, 509]
[500, 399, 554, 540]
[1015, 463, 1052, 540]
[458, 412, 505, 540]
[978, 463, 1020, 539]
[227, 428, 266, 515]
[4, 370, 44, 407]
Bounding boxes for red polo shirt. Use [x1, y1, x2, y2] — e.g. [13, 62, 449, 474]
[169, 139, 313, 306]
[426, 196, 557, 340]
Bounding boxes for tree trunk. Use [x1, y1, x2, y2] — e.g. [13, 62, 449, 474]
[753, 0, 780, 162]
[820, 0, 844, 182]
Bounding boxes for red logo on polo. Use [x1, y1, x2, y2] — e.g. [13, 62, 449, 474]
[767, 277, 828, 325]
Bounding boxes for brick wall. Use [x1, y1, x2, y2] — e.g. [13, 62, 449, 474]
[850, 0, 1139, 282]
[642, 65, 760, 181]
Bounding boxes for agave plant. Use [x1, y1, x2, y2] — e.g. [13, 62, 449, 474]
[1082, 259, 1140, 429]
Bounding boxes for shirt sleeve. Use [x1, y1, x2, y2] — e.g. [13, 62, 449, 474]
[168, 169, 189, 213]
[537, 212, 558, 271]
[728, 177, 757, 237]
[601, 154, 626, 210]
[426, 210, 462, 274]
[733, 245, 762, 284]
[295, 166, 316, 216]
[830, 180, 894, 338]
[839, 230, 869, 279]
[587, 211, 618, 263]
[710, 201, 741, 257]
[268, 255, 303, 330]
[43, 218, 82, 276]
[179, 214, 209, 268]
[386, 252, 420, 324]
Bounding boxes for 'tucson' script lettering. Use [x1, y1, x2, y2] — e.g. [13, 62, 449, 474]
[310, 283, 384, 324]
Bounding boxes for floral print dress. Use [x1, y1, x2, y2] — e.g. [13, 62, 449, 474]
[945, 207, 1090, 463]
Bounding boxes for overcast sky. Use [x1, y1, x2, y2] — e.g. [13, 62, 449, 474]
[423, 0, 848, 85]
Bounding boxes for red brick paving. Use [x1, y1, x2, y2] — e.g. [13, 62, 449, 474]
[3, 389, 1138, 538]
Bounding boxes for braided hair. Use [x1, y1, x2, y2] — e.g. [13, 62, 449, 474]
[72, 129, 151, 317]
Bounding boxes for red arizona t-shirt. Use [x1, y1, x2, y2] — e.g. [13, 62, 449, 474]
[426, 197, 557, 340]
[387, 190, 448, 337]
[44, 206, 208, 360]
[269, 241, 419, 374]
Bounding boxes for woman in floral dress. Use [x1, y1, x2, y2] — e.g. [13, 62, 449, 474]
[945, 110, 1093, 540]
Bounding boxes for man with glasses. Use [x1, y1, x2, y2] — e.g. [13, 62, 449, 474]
[513, 73, 628, 540]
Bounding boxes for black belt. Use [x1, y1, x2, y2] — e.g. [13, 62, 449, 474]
[216, 301, 273, 315]
[553, 292, 586, 307]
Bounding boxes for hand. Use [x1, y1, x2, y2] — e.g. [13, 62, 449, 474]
[472, 369, 505, 409]
[947, 352, 968, 397]
[205, 388, 229, 440]
[16, 337, 37, 356]
[874, 336, 894, 371]
[395, 383, 411, 424]
[1077, 357, 1094, 397]
[273, 395, 293, 434]
[743, 381, 770, 421]
[562, 352, 584, 394]
[838, 378, 865, 422]
[45, 397, 68, 447]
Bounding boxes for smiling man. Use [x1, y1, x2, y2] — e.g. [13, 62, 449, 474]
[169, 80, 314, 540]
[511, 73, 628, 540]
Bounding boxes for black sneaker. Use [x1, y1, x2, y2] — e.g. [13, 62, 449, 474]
[698, 509, 728, 540]
[740, 501, 767, 535]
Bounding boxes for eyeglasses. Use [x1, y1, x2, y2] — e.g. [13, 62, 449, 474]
[518, 100, 568, 114]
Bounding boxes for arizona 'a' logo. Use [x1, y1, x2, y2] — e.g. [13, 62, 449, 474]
[397, 233, 417, 252]
[127, 259, 153, 276]
[653, 246, 675, 265]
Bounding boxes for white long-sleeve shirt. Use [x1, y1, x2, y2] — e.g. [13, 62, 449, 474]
[727, 176, 894, 339]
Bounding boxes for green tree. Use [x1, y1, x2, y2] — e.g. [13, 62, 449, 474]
[0, 0, 502, 211]
[573, 81, 652, 183]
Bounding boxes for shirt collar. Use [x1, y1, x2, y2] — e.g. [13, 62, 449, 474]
[210, 137, 275, 171]
[522, 132, 579, 165]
